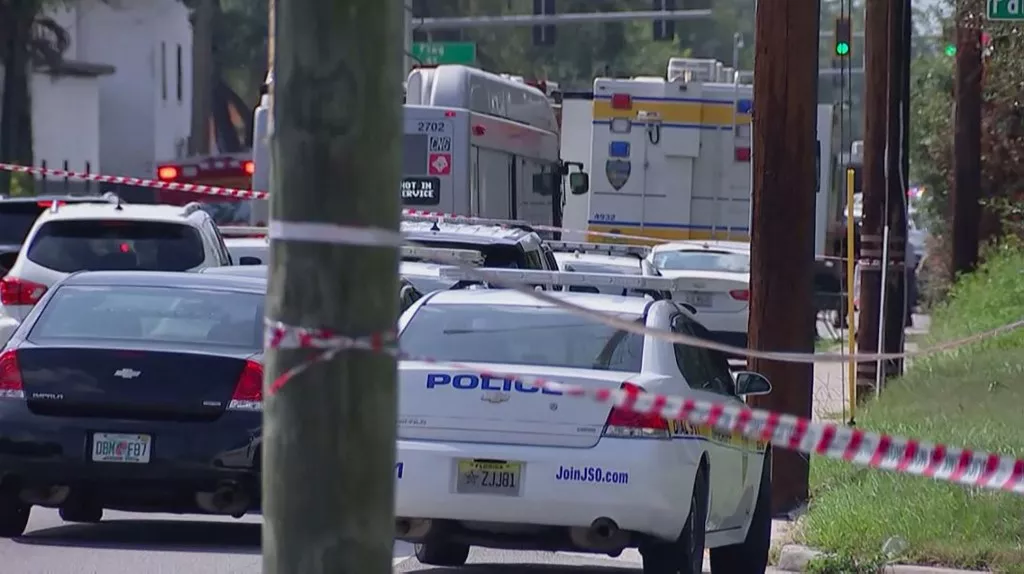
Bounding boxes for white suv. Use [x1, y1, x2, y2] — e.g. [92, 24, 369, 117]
[0, 200, 233, 323]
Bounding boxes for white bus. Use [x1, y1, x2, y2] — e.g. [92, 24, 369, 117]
[403, 65, 587, 230]
[251, 66, 588, 229]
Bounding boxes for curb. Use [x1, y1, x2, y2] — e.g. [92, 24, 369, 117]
[775, 545, 991, 573]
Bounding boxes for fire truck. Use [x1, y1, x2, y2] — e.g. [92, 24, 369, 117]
[154, 152, 258, 225]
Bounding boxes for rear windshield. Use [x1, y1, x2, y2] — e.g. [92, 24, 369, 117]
[402, 274, 456, 293]
[400, 304, 645, 372]
[26, 220, 205, 272]
[29, 285, 263, 349]
[652, 250, 750, 273]
[0, 203, 44, 245]
[407, 239, 541, 269]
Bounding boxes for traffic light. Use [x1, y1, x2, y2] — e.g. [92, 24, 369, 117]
[653, 0, 676, 42]
[945, 44, 957, 57]
[834, 16, 852, 57]
[532, 0, 555, 46]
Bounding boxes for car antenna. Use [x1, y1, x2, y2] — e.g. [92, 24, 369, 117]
[113, 195, 123, 211]
[430, 219, 441, 232]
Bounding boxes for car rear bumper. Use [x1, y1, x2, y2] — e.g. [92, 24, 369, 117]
[0, 401, 261, 515]
[395, 437, 699, 546]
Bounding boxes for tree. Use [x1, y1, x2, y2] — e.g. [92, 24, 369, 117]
[0, 0, 71, 195]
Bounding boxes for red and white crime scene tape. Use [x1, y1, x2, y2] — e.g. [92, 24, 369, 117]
[5, 160, 1022, 362]
[0, 162, 709, 245]
[264, 320, 1024, 496]
[7, 161, 1024, 493]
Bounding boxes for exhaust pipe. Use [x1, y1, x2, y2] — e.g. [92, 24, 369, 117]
[196, 481, 250, 518]
[569, 517, 629, 555]
[394, 517, 433, 542]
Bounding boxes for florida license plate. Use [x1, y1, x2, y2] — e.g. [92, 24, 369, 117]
[91, 432, 152, 463]
[683, 291, 713, 307]
[455, 459, 523, 497]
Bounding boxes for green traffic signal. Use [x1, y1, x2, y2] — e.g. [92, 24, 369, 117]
[945, 44, 956, 56]
[835, 41, 850, 56]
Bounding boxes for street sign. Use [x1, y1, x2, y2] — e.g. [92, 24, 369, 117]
[988, 0, 1024, 20]
[411, 42, 477, 66]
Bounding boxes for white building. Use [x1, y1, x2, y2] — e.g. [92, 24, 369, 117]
[2, 0, 192, 191]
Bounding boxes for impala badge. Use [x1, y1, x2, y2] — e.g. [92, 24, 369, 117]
[481, 391, 510, 404]
[114, 368, 141, 380]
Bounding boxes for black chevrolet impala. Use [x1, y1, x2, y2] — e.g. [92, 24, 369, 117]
[0, 271, 265, 537]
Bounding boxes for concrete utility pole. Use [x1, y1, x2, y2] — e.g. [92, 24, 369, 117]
[881, 0, 912, 377]
[855, 0, 888, 399]
[263, 1, 401, 573]
[950, 1, 982, 278]
[746, 0, 819, 516]
[189, 0, 214, 155]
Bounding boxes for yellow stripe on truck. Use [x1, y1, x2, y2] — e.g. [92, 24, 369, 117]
[586, 224, 750, 245]
[592, 98, 751, 127]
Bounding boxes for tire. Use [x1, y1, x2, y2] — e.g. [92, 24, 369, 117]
[414, 540, 470, 566]
[642, 465, 708, 574]
[709, 450, 772, 574]
[59, 500, 104, 524]
[0, 493, 30, 538]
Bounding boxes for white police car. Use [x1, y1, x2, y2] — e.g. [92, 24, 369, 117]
[394, 268, 774, 574]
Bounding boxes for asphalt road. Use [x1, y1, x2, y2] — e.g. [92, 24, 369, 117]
[4, 509, 785, 573]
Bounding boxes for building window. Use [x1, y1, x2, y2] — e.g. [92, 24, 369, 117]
[160, 42, 167, 100]
[176, 44, 183, 102]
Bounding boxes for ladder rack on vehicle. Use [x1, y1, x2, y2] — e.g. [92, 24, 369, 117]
[437, 266, 690, 301]
[401, 246, 484, 265]
[546, 240, 651, 259]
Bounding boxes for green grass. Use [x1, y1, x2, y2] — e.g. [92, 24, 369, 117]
[800, 240, 1024, 573]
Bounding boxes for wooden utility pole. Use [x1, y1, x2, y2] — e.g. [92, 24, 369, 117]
[189, 0, 214, 155]
[881, 0, 911, 377]
[855, 0, 888, 398]
[263, 1, 402, 573]
[950, 1, 982, 278]
[747, 0, 819, 516]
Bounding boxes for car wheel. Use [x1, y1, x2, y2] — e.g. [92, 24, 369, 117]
[709, 449, 772, 573]
[0, 492, 30, 538]
[59, 499, 104, 523]
[642, 464, 708, 574]
[414, 540, 470, 566]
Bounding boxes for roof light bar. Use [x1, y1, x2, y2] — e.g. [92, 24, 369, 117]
[437, 267, 691, 292]
[401, 245, 484, 265]
[547, 240, 651, 258]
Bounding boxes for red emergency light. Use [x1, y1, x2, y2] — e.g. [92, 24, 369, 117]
[734, 147, 751, 162]
[243, 160, 255, 175]
[610, 93, 632, 110]
[157, 166, 179, 181]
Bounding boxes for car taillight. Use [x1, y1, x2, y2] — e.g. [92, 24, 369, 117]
[0, 350, 24, 398]
[228, 360, 263, 412]
[0, 276, 48, 306]
[602, 382, 670, 439]
[157, 166, 179, 180]
[729, 289, 750, 301]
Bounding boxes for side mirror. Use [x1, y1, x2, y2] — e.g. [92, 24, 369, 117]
[735, 371, 772, 396]
[569, 172, 590, 195]
[238, 256, 262, 265]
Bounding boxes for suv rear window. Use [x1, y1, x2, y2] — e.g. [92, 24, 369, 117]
[0, 203, 45, 246]
[406, 240, 543, 270]
[27, 220, 205, 272]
